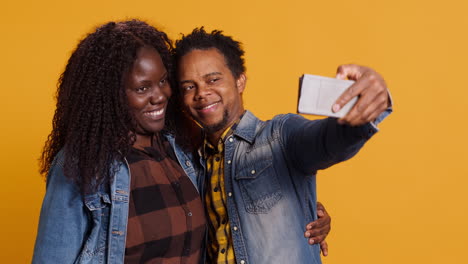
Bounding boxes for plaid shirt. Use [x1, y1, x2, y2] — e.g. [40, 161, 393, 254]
[125, 134, 206, 264]
[203, 117, 243, 264]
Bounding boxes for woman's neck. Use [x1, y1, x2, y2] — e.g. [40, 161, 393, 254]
[133, 132, 158, 149]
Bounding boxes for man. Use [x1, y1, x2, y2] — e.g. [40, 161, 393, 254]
[174, 28, 391, 264]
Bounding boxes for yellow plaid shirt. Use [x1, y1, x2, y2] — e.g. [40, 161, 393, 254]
[203, 125, 238, 264]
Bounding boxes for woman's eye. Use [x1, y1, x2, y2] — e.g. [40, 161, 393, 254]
[136, 86, 148, 93]
[160, 78, 167, 86]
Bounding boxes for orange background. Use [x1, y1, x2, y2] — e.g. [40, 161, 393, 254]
[1, 0, 467, 263]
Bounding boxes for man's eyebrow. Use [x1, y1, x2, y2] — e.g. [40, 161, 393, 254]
[179, 72, 222, 84]
[203, 72, 222, 78]
[179, 79, 193, 85]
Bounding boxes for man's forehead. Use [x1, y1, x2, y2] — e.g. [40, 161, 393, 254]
[183, 48, 226, 64]
[178, 49, 229, 78]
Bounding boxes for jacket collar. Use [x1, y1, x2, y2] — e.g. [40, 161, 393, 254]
[233, 110, 259, 144]
[196, 110, 259, 157]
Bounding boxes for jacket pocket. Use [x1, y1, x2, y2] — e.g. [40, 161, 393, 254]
[77, 193, 112, 262]
[235, 154, 282, 214]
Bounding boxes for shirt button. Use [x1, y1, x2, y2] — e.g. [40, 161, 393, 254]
[228, 192, 232, 197]
[221, 248, 226, 254]
[215, 157, 221, 161]
[251, 170, 256, 174]
[233, 226, 238, 231]
[229, 137, 234, 142]
[227, 160, 232, 164]
[185, 160, 191, 167]
[188, 212, 192, 216]
[240, 260, 245, 264]
[214, 187, 219, 192]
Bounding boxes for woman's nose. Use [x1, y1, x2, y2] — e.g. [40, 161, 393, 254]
[150, 88, 165, 105]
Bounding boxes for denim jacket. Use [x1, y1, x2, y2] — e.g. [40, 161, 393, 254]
[32, 134, 199, 264]
[196, 110, 391, 264]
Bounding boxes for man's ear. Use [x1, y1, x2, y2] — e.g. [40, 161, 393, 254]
[236, 73, 247, 93]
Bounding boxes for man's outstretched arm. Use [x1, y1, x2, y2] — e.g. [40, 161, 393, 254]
[283, 64, 392, 173]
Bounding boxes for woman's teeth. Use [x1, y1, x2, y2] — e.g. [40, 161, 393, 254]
[144, 108, 164, 117]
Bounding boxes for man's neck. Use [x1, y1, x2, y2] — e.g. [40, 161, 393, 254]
[204, 110, 245, 145]
[205, 120, 238, 146]
[206, 127, 229, 146]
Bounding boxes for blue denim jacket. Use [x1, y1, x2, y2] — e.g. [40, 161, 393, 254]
[196, 110, 391, 264]
[32, 134, 199, 264]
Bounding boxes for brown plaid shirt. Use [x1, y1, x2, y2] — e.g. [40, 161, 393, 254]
[125, 134, 206, 264]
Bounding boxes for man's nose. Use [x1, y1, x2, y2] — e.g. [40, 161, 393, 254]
[194, 84, 211, 101]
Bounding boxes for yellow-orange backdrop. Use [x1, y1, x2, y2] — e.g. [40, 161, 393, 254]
[1, 0, 467, 263]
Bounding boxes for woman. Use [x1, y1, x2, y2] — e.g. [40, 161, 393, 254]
[33, 20, 205, 263]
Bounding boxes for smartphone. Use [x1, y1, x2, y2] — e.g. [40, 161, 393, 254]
[298, 74, 358, 118]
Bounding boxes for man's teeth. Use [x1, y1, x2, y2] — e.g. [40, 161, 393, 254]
[145, 109, 164, 117]
[202, 102, 218, 110]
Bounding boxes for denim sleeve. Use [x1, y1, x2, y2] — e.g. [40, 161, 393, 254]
[32, 155, 89, 264]
[280, 108, 391, 173]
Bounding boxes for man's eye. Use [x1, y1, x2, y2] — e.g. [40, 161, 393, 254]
[183, 85, 194, 91]
[209, 78, 220, 83]
[160, 78, 167, 86]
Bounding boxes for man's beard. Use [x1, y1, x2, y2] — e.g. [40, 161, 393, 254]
[198, 109, 230, 134]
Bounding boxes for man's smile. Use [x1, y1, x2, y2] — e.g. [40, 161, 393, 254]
[195, 101, 221, 114]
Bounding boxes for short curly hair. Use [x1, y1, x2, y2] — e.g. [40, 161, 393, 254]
[40, 19, 174, 194]
[174, 27, 246, 79]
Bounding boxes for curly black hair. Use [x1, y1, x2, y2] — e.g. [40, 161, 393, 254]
[173, 27, 246, 79]
[40, 19, 174, 194]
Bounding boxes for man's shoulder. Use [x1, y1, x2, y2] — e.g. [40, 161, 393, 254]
[257, 113, 312, 132]
[238, 111, 311, 141]
[242, 110, 303, 124]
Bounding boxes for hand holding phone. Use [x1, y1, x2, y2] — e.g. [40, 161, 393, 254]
[298, 74, 358, 118]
